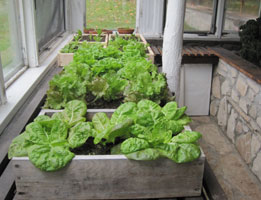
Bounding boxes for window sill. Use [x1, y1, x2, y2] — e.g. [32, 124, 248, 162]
[145, 33, 240, 42]
[0, 34, 73, 135]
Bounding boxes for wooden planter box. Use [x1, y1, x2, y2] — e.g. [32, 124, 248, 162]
[57, 52, 74, 67]
[12, 109, 205, 200]
[109, 33, 147, 45]
[75, 34, 108, 46]
[147, 46, 155, 63]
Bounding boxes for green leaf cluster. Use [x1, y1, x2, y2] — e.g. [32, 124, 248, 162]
[8, 100, 92, 171]
[9, 100, 202, 171]
[110, 100, 202, 163]
[45, 33, 170, 109]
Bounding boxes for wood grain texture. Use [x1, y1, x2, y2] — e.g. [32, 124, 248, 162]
[0, 161, 14, 199]
[40, 109, 116, 121]
[147, 46, 155, 63]
[13, 154, 205, 200]
[57, 53, 74, 67]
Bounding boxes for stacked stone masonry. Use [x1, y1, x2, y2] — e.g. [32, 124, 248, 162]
[210, 59, 261, 182]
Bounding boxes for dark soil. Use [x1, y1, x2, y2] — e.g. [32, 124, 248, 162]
[71, 137, 123, 155]
[110, 35, 141, 42]
[85, 94, 123, 109]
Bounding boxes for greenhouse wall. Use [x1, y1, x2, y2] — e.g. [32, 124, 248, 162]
[210, 59, 261, 182]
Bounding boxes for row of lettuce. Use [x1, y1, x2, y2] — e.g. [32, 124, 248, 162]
[8, 33, 202, 172]
[9, 100, 201, 171]
[45, 33, 170, 109]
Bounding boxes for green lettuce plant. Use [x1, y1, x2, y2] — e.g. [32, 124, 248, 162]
[9, 100, 202, 172]
[110, 100, 202, 163]
[8, 100, 91, 171]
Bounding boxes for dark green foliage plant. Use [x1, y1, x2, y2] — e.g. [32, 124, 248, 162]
[239, 18, 261, 67]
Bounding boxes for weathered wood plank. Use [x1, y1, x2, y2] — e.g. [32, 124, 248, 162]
[203, 161, 227, 200]
[13, 154, 205, 200]
[193, 47, 205, 56]
[40, 109, 116, 121]
[58, 53, 73, 67]
[157, 46, 162, 55]
[0, 161, 15, 199]
[184, 197, 204, 200]
[187, 48, 200, 56]
[151, 46, 160, 55]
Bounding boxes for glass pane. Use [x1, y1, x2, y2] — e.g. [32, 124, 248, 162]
[224, 0, 260, 32]
[86, 0, 136, 29]
[0, 0, 23, 81]
[184, 0, 214, 32]
[35, 0, 65, 52]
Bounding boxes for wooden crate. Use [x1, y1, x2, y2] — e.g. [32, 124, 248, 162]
[12, 109, 205, 200]
[38, 109, 116, 121]
[147, 46, 155, 63]
[108, 33, 147, 45]
[57, 52, 74, 67]
[75, 34, 108, 46]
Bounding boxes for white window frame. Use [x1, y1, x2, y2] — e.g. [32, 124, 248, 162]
[0, 55, 7, 106]
[0, 0, 86, 135]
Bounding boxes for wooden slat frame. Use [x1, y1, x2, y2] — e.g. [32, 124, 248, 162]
[12, 110, 205, 200]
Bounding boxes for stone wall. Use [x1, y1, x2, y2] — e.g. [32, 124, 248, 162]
[210, 59, 261, 182]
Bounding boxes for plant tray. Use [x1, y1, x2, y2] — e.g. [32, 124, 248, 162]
[109, 33, 147, 45]
[73, 34, 108, 45]
[12, 109, 205, 200]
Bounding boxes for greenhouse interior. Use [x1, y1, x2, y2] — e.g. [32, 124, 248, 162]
[0, 0, 261, 199]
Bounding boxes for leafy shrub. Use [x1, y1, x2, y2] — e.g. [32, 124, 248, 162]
[239, 18, 261, 67]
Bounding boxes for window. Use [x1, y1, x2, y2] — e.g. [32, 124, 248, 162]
[86, 0, 136, 29]
[0, 0, 24, 81]
[35, 0, 65, 53]
[224, 0, 260, 32]
[184, 0, 216, 33]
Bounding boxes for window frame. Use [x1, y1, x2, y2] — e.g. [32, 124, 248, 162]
[183, 0, 219, 35]
[34, 0, 66, 54]
[180, 0, 261, 40]
[0, 54, 7, 105]
[1, 0, 27, 82]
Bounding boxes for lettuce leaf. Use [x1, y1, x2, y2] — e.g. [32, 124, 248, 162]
[8, 132, 33, 159]
[28, 144, 74, 172]
[52, 100, 87, 127]
[68, 122, 93, 148]
[171, 131, 202, 143]
[121, 138, 150, 154]
[125, 148, 160, 161]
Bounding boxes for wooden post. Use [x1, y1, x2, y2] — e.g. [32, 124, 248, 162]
[162, 0, 186, 101]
